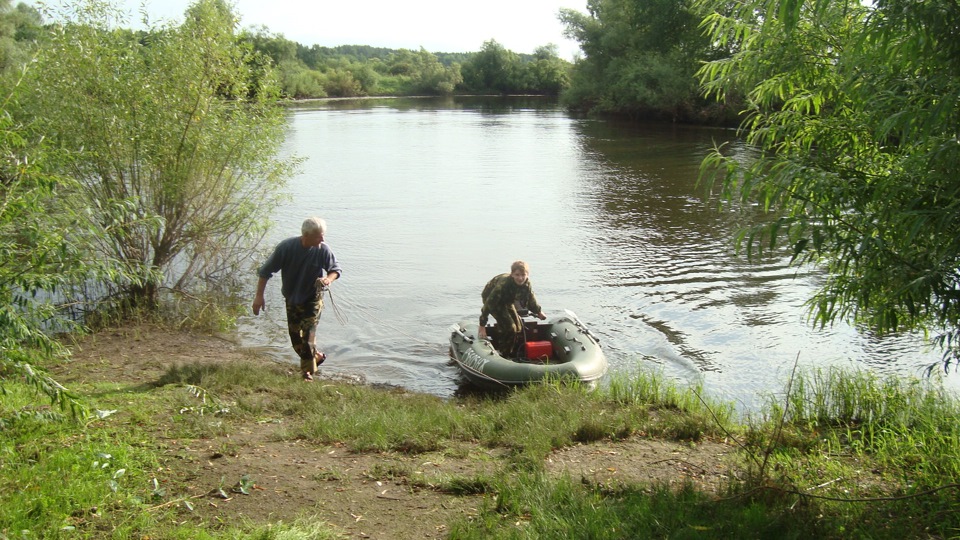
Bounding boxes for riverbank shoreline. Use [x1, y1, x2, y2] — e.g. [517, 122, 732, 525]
[46, 323, 738, 538]
[3, 323, 955, 538]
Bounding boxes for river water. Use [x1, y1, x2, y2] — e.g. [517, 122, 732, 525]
[235, 96, 957, 410]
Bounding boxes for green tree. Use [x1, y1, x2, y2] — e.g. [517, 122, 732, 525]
[560, 0, 735, 122]
[322, 66, 364, 97]
[461, 39, 521, 94]
[278, 59, 326, 98]
[346, 60, 379, 94]
[526, 44, 570, 96]
[0, 83, 97, 417]
[696, 0, 960, 368]
[242, 25, 297, 65]
[0, 1, 43, 73]
[386, 48, 462, 95]
[240, 28, 330, 99]
[25, 0, 295, 311]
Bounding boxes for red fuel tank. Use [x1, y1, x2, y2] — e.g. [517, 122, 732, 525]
[525, 341, 553, 360]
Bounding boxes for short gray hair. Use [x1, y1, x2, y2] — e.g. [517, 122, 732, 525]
[301, 217, 327, 236]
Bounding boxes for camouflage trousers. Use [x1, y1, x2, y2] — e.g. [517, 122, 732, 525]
[285, 295, 324, 373]
[489, 305, 523, 358]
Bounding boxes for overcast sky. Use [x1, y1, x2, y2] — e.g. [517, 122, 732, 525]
[29, 0, 588, 60]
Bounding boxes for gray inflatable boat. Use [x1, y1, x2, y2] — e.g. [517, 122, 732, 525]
[449, 311, 607, 389]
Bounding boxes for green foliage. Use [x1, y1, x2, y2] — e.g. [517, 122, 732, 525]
[24, 0, 295, 313]
[461, 40, 521, 94]
[458, 39, 572, 96]
[151, 359, 729, 470]
[527, 45, 570, 96]
[299, 43, 400, 69]
[0, 77, 99, 415]
[243, 25, 297, 65]
[278, 369, 723, 469]
[442, 368, 960, 539]
[242, 28, 566, 98]
[716, 368, 960, 537]
[0, 1, 43, 74]
[383, 48, 463, 95]
[696, 0, 960, 368]
[321, 67, 365, 97]
[276, 59, 326, 98]
[560, 0, 736, 122]
[242, 520, 345, 539]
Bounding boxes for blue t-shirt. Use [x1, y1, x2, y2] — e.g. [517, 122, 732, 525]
[258, 236, 342, 305]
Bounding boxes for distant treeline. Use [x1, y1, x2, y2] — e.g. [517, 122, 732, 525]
[242, 30, 572, 99]
[0, 0, 742, 130]
[240, 0, 745, 124]
[289, 44, 477, 69]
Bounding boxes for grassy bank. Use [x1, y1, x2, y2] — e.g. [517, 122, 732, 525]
[1, 327, 958, 538]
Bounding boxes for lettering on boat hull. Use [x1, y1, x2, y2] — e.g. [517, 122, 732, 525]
[460, 348, 490, 372]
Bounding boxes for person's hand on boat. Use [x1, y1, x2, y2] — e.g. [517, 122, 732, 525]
[536, 312, 546, 320]
[478, 326, 488, 339]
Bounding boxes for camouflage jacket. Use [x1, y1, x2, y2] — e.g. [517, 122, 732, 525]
[479, 273, 542, 326]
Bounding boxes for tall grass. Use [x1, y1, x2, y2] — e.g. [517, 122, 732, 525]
[297, 384, 477, 453]
[607, 368, 736, 439]
[446, 472, 828, 539]
[768, 367, 960, 486]
[442, 367, 960, 539]
[287, 370, 729, 469]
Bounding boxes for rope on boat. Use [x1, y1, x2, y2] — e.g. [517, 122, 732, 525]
[461, 364, 511, 389]
[320, 285, 348, 326]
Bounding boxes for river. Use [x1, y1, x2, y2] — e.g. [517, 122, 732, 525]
[235, 96, 957, 410]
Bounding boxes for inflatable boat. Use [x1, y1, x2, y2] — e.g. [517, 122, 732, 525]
[449, 310, 607, 389]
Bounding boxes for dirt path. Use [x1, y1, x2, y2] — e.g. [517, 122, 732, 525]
[57, 325, 738, 538]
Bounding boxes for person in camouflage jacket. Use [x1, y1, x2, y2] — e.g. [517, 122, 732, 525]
[478, 261, 546, 357]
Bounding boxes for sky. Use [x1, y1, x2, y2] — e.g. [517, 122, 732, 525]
[29, 0, 588, 60]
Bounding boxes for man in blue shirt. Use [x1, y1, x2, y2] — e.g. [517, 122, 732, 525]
[253, 217, 342, 381]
